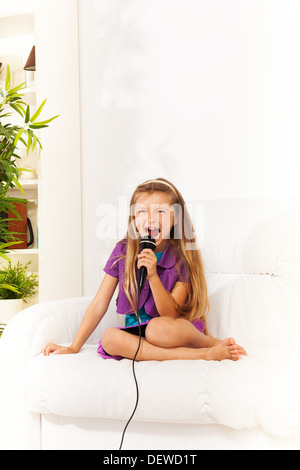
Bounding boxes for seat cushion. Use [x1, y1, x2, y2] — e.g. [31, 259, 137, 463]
[26, 342, 300, 436]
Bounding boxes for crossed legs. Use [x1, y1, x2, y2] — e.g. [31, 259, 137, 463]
[101, 317, 247, 362]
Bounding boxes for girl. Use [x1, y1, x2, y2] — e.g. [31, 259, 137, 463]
[43, 178, 246, 361]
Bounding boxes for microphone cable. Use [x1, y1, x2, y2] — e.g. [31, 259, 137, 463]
[119, 291, 142, 451]
[119, 236, 155, 450]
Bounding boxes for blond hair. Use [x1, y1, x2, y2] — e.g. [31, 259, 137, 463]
[120, 178, 209, 332]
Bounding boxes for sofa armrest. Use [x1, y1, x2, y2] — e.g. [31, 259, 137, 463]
[0, 296, 118, 449]
[0, 296, 116, 358]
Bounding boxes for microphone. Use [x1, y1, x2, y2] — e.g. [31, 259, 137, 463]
[138, 235, 156, 294]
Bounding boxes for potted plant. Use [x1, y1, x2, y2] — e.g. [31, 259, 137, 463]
[0, 261, 38, 324]
[0, 64, 58, 259]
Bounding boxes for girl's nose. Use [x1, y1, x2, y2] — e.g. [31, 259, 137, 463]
[148, 212, 158, 227]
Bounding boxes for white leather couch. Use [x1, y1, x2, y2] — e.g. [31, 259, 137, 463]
[1, 199, 300, 450]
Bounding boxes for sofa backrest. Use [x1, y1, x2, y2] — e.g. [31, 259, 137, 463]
[198, 199, 300, 348]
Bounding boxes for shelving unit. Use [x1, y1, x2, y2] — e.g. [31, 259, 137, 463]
[0, 1, 83, 332]
[0, 7, 39, 310]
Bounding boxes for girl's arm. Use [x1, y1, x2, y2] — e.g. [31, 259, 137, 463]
[43, 274, 118, 355]
[137, 249, 188, 318]
[149, 276, 188, 318]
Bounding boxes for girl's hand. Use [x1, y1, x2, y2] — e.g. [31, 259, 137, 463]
[137, 249, 158, 281]
[42, 343, 78, 356]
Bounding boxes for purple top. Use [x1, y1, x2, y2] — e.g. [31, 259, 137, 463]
[104, 241, 188, 317]
[103, 241, 205, 333]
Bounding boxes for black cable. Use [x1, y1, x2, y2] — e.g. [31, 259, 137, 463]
[119, 291, 142, 451]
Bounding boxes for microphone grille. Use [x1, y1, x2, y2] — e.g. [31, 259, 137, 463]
[140, 235, 156, 251]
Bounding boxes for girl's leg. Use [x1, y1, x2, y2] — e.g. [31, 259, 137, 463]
[145, 317, 217, 349]
[101, 327, 244, 362]
[145, 317, 247, 357]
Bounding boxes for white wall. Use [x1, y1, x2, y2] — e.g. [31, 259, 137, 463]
[78, 0, 300, 296]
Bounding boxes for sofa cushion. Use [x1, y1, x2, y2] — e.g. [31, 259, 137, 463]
[26, 345, 255, 427]
[26, 343, 300, 438]
[26, 342, 295, 433]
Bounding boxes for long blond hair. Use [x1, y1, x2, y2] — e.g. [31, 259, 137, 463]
[122, 178, 209, 331]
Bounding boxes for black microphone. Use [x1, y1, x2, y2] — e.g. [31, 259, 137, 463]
[138, 235, 156, 294]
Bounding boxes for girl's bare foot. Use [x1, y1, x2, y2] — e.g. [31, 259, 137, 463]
[206, 337, 247, 361]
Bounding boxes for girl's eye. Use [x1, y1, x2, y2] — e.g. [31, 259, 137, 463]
[157, 208, 168, 214]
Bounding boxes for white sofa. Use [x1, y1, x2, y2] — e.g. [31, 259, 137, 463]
[1, 199, 300, 450]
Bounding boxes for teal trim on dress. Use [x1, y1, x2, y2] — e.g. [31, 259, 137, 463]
[125, 251, 164, 327]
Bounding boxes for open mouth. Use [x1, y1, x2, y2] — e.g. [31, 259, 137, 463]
[147, 227, 160, 239]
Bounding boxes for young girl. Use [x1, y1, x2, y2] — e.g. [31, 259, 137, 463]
[43, 178, 246, 361]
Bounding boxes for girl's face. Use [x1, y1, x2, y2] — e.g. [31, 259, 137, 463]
[133, 191, 175, 251]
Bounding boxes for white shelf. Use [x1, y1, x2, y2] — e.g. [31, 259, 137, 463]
[22, 86, 36, 95]
[8, 179, 38, 192]
[8, 249, 39, 255]
[18, 178, 38, 188]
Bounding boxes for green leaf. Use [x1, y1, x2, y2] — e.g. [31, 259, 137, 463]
[16, 103, 26, 116]
[0, 252, 11, 262]
[0, 240, 24, 250]
[9, 103, 24, 118]
[26, 131, 32, 155]
[18, 136, 27, 147]
[7, 82, 26, 95]
[32, 134, 38, 152]
[0, 284, 20, 294]
[12, 177, 26, 196]
[30, 99, 47, 123]
[29, 124, 49, 130]
[5, 65, 11, 92]
[18, 167, 32, 173]
[0, 112, 11, 119]
[30, 115, 60, 127]
[15, 101, 27, 107]
[38, 138, 43, 157]
[25, 105, 30, 124]
[14, 128, 25, 146]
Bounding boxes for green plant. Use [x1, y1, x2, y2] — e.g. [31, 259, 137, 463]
[0, 261, 38, 301]
[0, 64, 59, 260]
